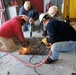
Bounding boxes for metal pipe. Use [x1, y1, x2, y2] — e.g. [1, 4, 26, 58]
[30, 24, 32, 37]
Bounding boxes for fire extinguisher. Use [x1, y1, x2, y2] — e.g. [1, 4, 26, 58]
[46, 1, 51, 12]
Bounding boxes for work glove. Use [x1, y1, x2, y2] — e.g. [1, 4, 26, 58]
[21, 41, 29, 47]
[21, 43, 28, 47]
[42, 38, 49, 45]
[42, 38, 51, 49]
[29, 17, 34, 25]
[46, 37, 51, 43]
[21, 39, 30, 47]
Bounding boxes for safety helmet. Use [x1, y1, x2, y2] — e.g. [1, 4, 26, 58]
[48, 6, 57, 17]
[39, 13, 50, 22]
[24, 1, 31, 11]
[20, 15, 28, 22]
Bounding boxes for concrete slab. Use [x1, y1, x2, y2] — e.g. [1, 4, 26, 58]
[0, 51, 76, 75]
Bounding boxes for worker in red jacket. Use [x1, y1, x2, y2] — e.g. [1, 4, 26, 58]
[0, 15, 28, 52]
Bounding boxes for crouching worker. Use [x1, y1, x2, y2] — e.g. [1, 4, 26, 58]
[0, 15, 28, 52]
[39, 13, 76, 64]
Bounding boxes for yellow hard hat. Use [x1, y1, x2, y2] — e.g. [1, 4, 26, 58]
[24, 1, 31, 11]
[48, 6, 57, 17]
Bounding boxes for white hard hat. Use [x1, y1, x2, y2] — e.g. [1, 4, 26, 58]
[39, 13, 47, 22]
[39, 13, 50, 22]
[24, 1, 31, 11]
[48, 6, 57, 17]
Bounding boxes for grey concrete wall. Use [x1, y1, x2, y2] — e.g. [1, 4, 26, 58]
[44, 0, 63, 12]
[51, 0, 63, 10]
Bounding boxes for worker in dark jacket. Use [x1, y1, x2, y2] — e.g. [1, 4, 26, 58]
[0, 15, 28, 52]
[19, 1, 39, 32]
[39, 13, 76, 64]
[42, 6, 64, 37]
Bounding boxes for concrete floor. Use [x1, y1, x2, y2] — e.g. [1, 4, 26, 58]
[0, 21, 76, 75]
[0, 52, 76, 75]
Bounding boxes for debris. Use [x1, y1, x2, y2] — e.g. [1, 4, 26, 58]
[72, 73, 76, 75]
[7, 71, 10, 75]
[23, 37, 49, 55]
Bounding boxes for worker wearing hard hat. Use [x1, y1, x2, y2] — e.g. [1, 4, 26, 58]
[19, 1, 39, 32]
[48, 6, 64, 21]
[42, 6, 64, 37]
[0, 15, 28, 52]
[39, 13, 76, 64]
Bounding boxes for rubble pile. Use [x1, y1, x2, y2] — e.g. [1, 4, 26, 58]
[25, 37, 49, 55]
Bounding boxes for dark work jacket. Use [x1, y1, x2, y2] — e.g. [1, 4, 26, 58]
[46, 19, 76, 44]
[19, 6, 39, 21]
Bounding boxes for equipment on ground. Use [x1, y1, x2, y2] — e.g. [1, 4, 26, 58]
[42, 38, 51, 49]
[19, 46, 32, 55]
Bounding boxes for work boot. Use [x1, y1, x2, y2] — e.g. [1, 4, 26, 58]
[42, 30, 48, 37]
[45, 58, 58, 64]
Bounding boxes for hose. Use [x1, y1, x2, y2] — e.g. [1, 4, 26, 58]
[0, 49, 52, 68]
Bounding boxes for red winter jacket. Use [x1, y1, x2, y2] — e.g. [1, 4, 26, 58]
[0, 16, 25, 44]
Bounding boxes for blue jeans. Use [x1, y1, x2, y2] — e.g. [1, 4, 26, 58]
[22, 23, 34, 32]
[50, 41, 76, 60]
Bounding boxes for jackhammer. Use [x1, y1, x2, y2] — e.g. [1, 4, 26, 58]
[30, 24, 32, 37]
[29, 18, 34, 37]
